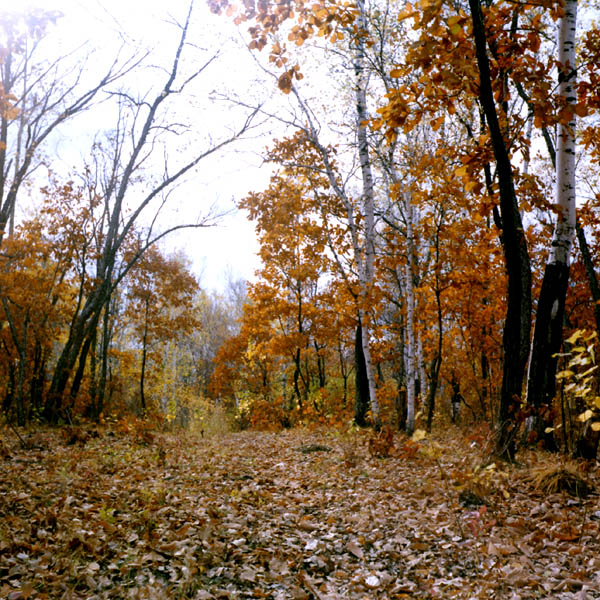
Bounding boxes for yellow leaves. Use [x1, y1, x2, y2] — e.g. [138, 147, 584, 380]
[430, 115, 444, 131]
[397, 2, 417, 21]
[389, 68, 403, 78]
[412, 429, 427, 442]
[447, 15, 464, 38]
[3, 105, 19, 120]
[566, 330, 584, 345]
[465, 180, 482, 194]
[1, 92, 20, 121]
[312, 3, 329, 20]
[556, 369, 575, 380]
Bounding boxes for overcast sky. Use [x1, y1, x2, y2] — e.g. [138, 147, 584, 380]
[2, 0, 276, 292]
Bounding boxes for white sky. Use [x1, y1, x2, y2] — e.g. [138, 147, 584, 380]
[1, 0, 278, 293]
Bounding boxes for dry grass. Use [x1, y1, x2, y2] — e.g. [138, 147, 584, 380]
[529, 461, 594, 498]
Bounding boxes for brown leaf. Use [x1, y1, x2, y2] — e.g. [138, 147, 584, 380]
[347, 540, 364, 559]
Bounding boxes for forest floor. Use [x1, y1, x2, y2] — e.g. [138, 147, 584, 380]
[1, 424, 600, 600]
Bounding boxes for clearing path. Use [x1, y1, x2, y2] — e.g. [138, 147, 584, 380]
[1, 427, 599, 599]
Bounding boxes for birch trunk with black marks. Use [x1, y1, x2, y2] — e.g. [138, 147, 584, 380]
[525, 0, 577, 450]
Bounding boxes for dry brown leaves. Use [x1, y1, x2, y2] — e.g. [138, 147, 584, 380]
[1, 427, 600, 599]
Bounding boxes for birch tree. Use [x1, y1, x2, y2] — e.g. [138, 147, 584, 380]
[525, 0, 578, 448]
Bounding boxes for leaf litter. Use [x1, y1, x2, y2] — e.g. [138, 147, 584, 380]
[1, 427, 600, 599]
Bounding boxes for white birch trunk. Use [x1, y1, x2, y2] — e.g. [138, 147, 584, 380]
[284, 0, 380, 425]
[524, 0, 577, 440]
[417, 330, 426, 408]
[404, 195, 417, 435]
[354, 0, 380, 425]
[550, 0, 577, 266]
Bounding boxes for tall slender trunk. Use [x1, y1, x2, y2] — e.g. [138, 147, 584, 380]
[426, 283, 443, 431]
[140, 296, 150, 412]
[354, 321, 370, 426]
[576, 223, 600, 336]
[525, 0, 577, 450]
[30, 340, 46, 415]
[469, 0, 532, 460]
[354, 0, 380, 428]
[405, 266, 416, 436]
[404, 195, 417, 435]
[96, 296, 112, 419]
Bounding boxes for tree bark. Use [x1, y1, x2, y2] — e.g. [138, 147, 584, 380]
[404, 196, 417, 436]
[576, 223, 600, 336]
[469, 0, 532, 460]
[525, 0, 577, 450]
[354, 0, 381, 428]
[354, 321, 370, 427]
[140, 296, 150, 413]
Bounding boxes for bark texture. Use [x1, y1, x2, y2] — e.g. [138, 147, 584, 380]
[469, 0, 532, 460]
[525, 0, 577, 449]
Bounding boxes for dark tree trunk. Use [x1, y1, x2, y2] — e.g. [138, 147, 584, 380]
[525, 262, 569, 450]
[396, 387, 407, 431]
[69, 313, 101, 404]
[30, 340, 46, 415]
[576, 223, 600, 336]
[140, 297, 150, 413]
[315, 341, 326, 389]
[354, 322, 370, 427]
[426, 283, 443, 431]
[3, 363, 15, 417]
[575, 421, 600, 460]
[450, 377, 464, 424]
[469, 0, 532, 460]
[44, 275, 112, 422]
[293, 347, 302, 412]
[96, 296, 113, 420]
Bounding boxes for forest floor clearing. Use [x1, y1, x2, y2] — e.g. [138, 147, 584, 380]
[1, 425, 600, 599]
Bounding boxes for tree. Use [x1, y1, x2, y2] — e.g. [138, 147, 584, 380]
[0, 7, 135, 245]
[525, 0, 577, 449]
[210, 0, 389, 427]
[42, 0, 258, 422]
[467, 0, 532, 459]
[125, 247, 199, 414]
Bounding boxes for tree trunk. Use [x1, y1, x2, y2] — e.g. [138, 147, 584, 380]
[95, 296, 112, 420]
[354, 0, 380, 428]
[469, 0, 532, 460]
[576, 223, 600, 336]
[30, 340, 46, 416]
[140, 296, 150, 413]
[354, 322, 370, 427]
[44, 286, 107, 422]
[404, 197, 417, 436]
[426, 284, 443, 431]
[525, 0, 577, 450]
